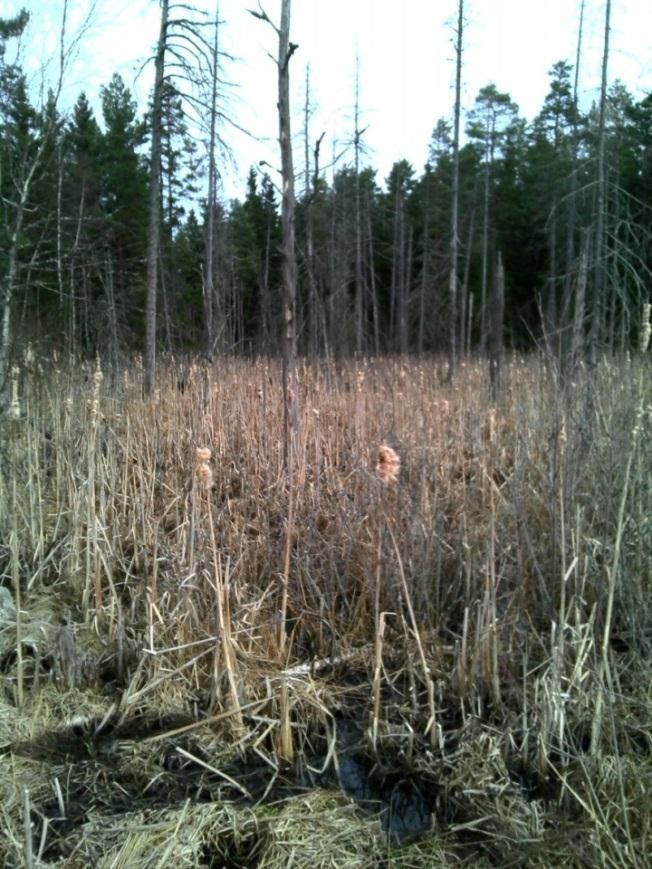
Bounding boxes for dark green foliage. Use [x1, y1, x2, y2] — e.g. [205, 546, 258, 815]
[1, 28, 651, 364]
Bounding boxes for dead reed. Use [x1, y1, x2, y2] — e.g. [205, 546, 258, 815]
[0, 353, 650, 866]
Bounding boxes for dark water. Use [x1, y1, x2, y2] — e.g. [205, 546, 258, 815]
[8, 709, 437, 864]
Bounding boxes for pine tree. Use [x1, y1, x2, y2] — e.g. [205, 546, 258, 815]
[98, 74, 148, 349]
[467, 84, 519, 352]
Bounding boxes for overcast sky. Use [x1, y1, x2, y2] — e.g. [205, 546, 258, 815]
[10, 0, 652, 201]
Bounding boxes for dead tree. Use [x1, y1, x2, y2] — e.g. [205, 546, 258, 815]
[251, 0, 299, 467]
[203, 1, 221, 358]
[144, 0, 168, 396]
[489, 253, 505, 402]
[588, 0, 611, 363]
[448, 0, 464, 379]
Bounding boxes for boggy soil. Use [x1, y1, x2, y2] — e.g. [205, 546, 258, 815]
[0, 646, 615, 869]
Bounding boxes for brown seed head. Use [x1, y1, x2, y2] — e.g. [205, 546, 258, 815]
[376, 444, 400, 484]
[196, 447, 212, 463]
[197, 462, 214, 491]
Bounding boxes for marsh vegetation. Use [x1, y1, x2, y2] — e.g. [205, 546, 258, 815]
[1, 353, 650, 867]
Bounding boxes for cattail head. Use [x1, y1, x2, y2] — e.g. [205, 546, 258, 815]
[196, 446, 213, 491]
[197, 462, 214, 491]
[8, 366, 20, 420]
[376, 444, 400, 485]
[639, 302, 651, 354]
[196, 447, 212, 463]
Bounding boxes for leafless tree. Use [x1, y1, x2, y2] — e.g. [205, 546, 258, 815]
[447, 0, 464, 379]
[588, 0, 611, 364]
[144, 0, 168, 397]
[250, 0, 299, 466]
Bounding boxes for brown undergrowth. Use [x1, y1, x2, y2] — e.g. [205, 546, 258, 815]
[0, 353, 650, 867]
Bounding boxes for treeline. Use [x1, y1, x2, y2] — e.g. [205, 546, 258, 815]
[1, 10, 651, 376]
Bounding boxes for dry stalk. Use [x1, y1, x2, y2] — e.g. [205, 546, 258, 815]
[10, 475, 24, 709]
[197, 447, 244, 734]
[386, 524, 440, 749]
[370, 611, 386, 749]
[22, 787, 33, 869]
[590, 393, 641, 756]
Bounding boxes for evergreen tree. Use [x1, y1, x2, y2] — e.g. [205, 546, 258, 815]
[99, 74, 148, 348]
[467, 84, 519, 350]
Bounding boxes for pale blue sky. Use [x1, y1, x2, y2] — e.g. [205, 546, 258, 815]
[9, 0, 652, 200]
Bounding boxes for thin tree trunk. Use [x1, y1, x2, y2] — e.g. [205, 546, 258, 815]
[460, 208, 476, 357]
[354, 58, 365, 355]
[306, 129, 325, 356]
[479, 146, 491, 354]
[588, 0, 610, 363]
[367, 203, 380, 354]
[546, 197, 558, 353]
[490, 252, 505, 401]
[144, 0, 168, 396]
[448, 0, 463, 378]
[570, 232, 589, 366]
[104, 252, 120, 373]
[277, 0, 299, 465]
[418, 198, 430, 355]
[402, 224, 413, 354]
[561, 0, 585, 369]
[204, 1, 221, 358]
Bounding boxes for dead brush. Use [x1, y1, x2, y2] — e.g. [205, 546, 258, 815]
[1, 353, 651, 866]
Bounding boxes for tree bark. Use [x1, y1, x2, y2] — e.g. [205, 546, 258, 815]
[204, 2, 220, 358]
[448, 0, 463, 378]
[490, 252, 505, 402]
[561, 0, 585, 369]
[144, 0, 168, 396]
[354, 58, 365, 355]
[588, 0, 611, 363]
[277, 0, 299, 466]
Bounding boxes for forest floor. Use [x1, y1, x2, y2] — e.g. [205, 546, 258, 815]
[0, 354, 651, 868]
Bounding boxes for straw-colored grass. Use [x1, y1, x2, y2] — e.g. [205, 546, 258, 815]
[0, 353, 650, 866]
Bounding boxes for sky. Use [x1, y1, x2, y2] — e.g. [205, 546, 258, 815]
[7, 0, 652, 202]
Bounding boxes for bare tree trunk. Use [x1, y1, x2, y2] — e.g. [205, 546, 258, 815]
[302, 66, 322, 356]
[402, 225, 413, 354]
[545, 199, 558, 355]
[144, 0, 168, 396]
[353, 58, 365, 355]
[204, 1, 221, 358]
[367, 204, 380, 354]
[560, 0, 585, 369]
[588, 0, 610, 364]
[391, 184, 408, 353]
[104, 252, 120, 373]
[276, 0, 299, 465]
[570, 232, 589, 366]
[418, 199, 430, 355]
[479, 147, 491, 355]
[448, 0, 463, 378]
[305, 128, 325, 356]
[0, 248, 19, 395]
[490, 253, 505, 402]
[56, 143, 65, 333]
[460, 208, 476, 357]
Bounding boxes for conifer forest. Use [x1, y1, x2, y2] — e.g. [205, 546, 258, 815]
[1, 2, 651, 867]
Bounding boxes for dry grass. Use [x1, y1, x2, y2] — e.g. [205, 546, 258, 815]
[0, 352, 651, 867]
